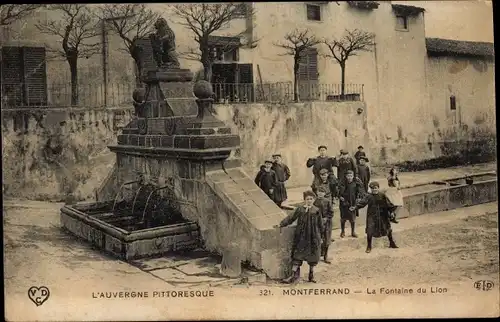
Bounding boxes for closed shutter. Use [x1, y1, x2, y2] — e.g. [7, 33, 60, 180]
[1, 46, 23, 105]
[298, 48, 318, 81]
[308, 48, 318, 80]
[135, 38, 156, 70]
[237, 64, 253, 83]
[22, 47, 47, 105]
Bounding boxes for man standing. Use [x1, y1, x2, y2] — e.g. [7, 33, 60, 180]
[307, 145, 338, 185]
[271, 154, 291, 207]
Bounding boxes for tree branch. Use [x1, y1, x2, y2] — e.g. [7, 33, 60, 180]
[35, 4, 100, 59]
[0, 4, 44, 26]
[323, 29, 375, 64]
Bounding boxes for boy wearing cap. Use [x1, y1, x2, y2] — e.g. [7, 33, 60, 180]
[307, 145, 339, 185]
[311, 168, 339, 201]
[354, 181, 398, 253]
[276, 190, 324, 283]
[254, 160, 278, 200]
[356, 156, 371, 193]
[339, 170, 365, 238]
[354, 146, 367, 165]
[337, 149, 357, 182]
[271, 154, 291, 207]
[314, 187, 334, 264]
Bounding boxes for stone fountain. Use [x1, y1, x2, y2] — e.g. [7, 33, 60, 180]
[60, 18, 294, 279]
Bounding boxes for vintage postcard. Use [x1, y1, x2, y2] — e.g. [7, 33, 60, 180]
[2, 1, 498, 320]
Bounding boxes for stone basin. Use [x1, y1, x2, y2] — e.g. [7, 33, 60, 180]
[60, 200, 200, 260]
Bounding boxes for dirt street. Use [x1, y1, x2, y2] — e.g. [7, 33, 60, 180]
[3, 200, 499, 320]
[269, 206, 499, 289]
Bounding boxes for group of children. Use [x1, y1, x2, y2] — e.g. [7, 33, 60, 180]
[260, 145, 404, 284]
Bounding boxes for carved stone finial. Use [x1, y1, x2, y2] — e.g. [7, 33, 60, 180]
[150, 18, 180, 69]
[193, 80, 214, 99]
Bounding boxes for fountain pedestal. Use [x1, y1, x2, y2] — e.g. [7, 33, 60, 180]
[61, 68, 293, 279]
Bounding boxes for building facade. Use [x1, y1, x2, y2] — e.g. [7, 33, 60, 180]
[1, 2, 495, 163]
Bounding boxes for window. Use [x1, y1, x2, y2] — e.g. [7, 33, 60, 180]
[306, 4, 321, 21]
[211, 46, 239, 62]
[450, 95, 456, 110]
[396, 15, 408, 31]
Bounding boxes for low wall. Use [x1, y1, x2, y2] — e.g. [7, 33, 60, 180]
[2, 107, 134, 200]
[2, 103, 496, 200]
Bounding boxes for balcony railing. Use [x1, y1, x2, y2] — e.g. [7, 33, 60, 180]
[1, 81, 365, 108]
[212, 82, 364, 104]
[1, 81, 135, 108]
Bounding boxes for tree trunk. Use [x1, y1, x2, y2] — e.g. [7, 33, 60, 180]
[133, 57, 142, 88]
[293, 58, 300, 102]
[340, 61, 346, 99]
[68, 57, 78, 106]
[203, 63, 213, 83]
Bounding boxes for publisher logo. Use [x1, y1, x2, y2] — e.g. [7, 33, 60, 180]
[474, 280, 495, 291]
[28, 286, 50, 306]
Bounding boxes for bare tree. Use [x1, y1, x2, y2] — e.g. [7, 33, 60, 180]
[173, 3, 257, 81]
[99, 4, 161, 84]
[35, 4, 100, 106]
[274, 29, 321, 102]
[0, 4, 44, 26]
[323, 29, 375, 97]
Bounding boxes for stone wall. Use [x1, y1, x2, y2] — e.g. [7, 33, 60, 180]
[213, 101, 369, 188]
[2, 100, 496, 200]
[1, 107, 133, 200]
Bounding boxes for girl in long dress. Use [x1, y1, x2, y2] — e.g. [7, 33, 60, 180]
[385, 167, 404, 223]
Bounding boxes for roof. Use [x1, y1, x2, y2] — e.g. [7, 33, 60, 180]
[426, 38, 495, 58]
[347, 1, 380, 10]
[392, 4, 425, 16]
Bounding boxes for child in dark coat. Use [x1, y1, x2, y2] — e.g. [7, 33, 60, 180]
[356, 156, 371, 193]
[354, 145, 367, 165]
[276, 190, 324, 283]
[314, 187, 334, 264]
[337, 149, 357, 181]
[254, 160, 277, 200]
[354, 181, 399, 253]
[271, 154, 291, 207]
[339, 170, 365, 238]
[306, 145, 338, 185]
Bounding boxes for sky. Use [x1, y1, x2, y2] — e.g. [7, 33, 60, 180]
[393, 0, 494, 42]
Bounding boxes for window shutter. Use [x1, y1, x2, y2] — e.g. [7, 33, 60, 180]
[238, 64, 253, 84]
[307, 48, 318, 80]
[22, 47, 47, 105]
[1, 47, 23, 105]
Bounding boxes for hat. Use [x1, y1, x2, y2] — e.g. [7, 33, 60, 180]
[319, 168, 329, 175]
[359, 156, 369, 162]
[303, 190, 317, 199]
[272, 153, 282, 157]
[340, 149, 348, 155]
[358, 145, 364, 149]
[264, 160, 273, 164]
[317, 145, 327, 151]
[369, 181, 380, 189]
[317, 187, 328, 193]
